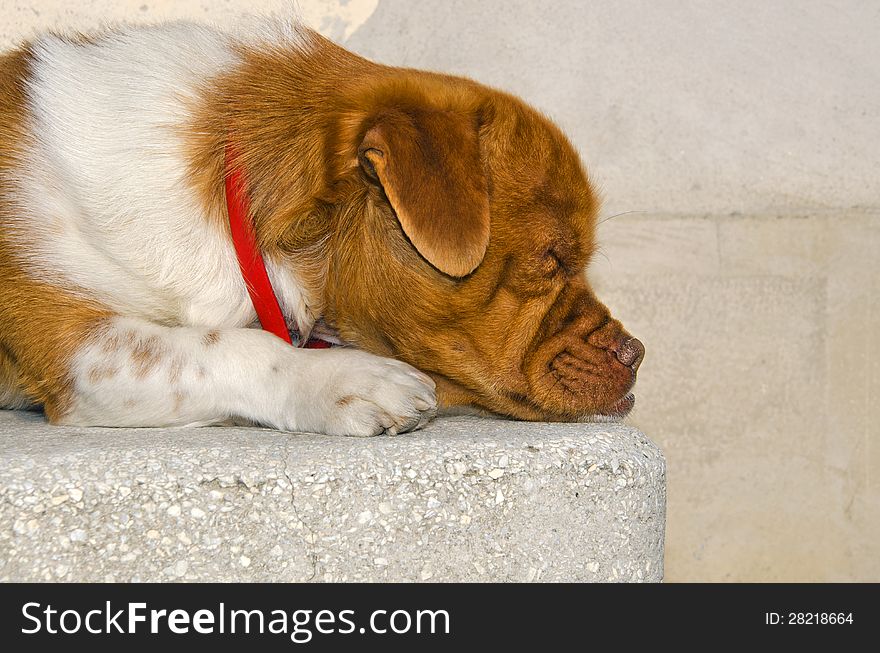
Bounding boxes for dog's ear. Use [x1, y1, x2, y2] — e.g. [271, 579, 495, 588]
[357, 109, 490, 277]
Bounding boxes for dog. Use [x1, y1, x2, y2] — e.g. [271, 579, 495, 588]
[0, 18, 644, 436]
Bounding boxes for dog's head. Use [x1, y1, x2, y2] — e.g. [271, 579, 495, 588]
[322, 72, 643, 422]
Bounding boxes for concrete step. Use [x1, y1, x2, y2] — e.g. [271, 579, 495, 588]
[0, 411, 665, 582]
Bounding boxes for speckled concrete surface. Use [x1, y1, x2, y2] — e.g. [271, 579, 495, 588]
[0, 410, 665, 582]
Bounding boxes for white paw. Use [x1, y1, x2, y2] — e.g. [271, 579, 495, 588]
[294, 349, 437, 437]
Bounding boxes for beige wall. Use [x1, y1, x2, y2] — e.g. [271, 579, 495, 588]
[593, 211, 879, 581]
[1, 0, 877, 581]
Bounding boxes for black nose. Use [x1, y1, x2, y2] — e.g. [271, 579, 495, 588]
[615, 337, 645, 372]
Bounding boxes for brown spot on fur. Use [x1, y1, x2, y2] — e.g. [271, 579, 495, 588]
[100, 332, 121, 353]
[130, 336, 164, 379]
[335, 395, 356, 408]
[202, 330, 221, 346]
[87, 365, 118, 384]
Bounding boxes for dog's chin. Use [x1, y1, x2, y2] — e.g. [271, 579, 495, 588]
[579, 393, 635, 423]
[437, 397, 636, 424]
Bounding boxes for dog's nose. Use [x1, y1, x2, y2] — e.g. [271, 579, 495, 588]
[615, 337, 645, 372]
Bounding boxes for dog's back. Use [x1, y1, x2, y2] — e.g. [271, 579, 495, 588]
[2, 24, 253, 324]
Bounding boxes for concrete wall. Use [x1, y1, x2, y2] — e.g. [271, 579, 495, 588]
[1, 0, 877, 581]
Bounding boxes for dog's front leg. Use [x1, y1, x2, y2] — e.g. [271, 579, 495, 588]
[60, 316, 437, 435]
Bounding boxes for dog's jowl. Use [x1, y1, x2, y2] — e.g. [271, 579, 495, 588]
[0, 20, 643, 435]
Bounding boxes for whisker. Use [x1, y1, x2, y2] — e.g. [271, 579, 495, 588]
[597, 209, 645, 226]
[593, 244, 611, 267]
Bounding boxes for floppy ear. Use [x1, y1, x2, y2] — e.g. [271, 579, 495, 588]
[357, 109, 490, 277]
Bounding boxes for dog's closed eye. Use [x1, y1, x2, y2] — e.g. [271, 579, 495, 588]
[544, 247, 569, 278]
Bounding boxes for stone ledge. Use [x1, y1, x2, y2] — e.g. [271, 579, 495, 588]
[0, 411, 665, 582]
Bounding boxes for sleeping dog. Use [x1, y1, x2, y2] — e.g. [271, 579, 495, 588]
[0, 19, 644, 435]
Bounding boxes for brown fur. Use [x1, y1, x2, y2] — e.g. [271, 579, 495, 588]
[358, 108, 490, 276]
[185, 29, 641, 421]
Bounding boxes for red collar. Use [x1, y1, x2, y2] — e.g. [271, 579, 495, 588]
[224, 145, 330, 348]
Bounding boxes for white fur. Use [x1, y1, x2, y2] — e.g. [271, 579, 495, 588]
[14, 23, 257, 326]
[5, 21, 437, 434]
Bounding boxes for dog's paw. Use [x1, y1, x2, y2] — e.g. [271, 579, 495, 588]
[295, 349, 437, 437]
